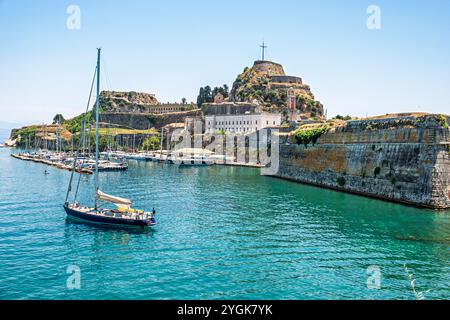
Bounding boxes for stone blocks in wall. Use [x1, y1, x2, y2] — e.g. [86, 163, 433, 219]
[273, 125, 450, 209]
[99, 109, 201, 130]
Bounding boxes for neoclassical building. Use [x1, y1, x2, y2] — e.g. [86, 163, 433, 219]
[205, 113, 281, 134]
[202, 100, 281, 134]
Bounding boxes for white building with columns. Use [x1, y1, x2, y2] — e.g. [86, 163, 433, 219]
[205, 113, 282, 134]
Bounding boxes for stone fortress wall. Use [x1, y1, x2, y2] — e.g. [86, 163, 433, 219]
[272, 115, 450, 209]
[99, 109, 202, 130]
[100, 91, 195, 114]
[270, 75, 303, 84]
[251, 60, 285, 75]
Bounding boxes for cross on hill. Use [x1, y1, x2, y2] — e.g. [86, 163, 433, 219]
[260, 42, 267, 61]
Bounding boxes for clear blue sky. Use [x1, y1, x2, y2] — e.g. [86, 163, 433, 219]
[0, 0, 449, 123]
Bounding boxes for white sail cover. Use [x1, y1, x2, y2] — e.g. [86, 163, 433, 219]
[96, 190, 132, 209]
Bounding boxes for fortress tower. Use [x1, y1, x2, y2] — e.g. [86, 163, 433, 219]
[229, 60, 324, 119]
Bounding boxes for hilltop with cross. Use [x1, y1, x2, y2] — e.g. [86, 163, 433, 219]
[260, 41, 267, 61]
[229, 54, 325, 120]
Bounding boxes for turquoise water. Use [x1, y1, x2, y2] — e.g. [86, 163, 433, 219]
[0, 148, 448, 300]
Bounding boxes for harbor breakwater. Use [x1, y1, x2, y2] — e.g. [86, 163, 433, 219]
[273, 115, 450, 209]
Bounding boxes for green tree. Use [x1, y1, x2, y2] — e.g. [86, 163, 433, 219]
[333, 115, 352, 121]
[197, 86, 213, 107]
[197, 87, 205, 107]
[294, 127, 327, 147]
[223, 84, 229, 97]
[204, 86, 213, 102]
[198, 84, 229, 107]
[53, 114, 65, 125]
[141, 135, 161, 151]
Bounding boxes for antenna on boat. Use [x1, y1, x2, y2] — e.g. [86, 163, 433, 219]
[94, 47, 101, 210]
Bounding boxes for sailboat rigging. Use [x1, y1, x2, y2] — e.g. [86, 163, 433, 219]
[63, 48, 156, 228]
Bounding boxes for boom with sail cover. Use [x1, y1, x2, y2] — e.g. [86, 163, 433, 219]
[96, 190, 132, 209]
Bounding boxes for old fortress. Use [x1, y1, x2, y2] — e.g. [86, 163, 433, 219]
[99, 91, 196, 115]
[97, 59, 324, 134]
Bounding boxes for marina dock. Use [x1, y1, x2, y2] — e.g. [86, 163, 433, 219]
[11, 152, 129, 174]
[11, 150, 265, 171]
[11, 153, 93, 174]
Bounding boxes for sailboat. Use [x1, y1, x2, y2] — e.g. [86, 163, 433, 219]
[63, 48, 156, 228]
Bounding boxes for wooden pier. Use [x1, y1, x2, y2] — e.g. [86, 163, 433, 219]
[11, 153, 93, 175]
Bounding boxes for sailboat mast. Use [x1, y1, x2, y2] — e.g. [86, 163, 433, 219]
[159, 128, 163, 159]
[94, 48, 101, 209]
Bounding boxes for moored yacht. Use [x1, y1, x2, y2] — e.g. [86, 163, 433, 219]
[64, 190, 156, 228]
[64, 48, 156, 229]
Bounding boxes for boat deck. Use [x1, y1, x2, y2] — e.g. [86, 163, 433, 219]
[64, 203, 156, 227]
